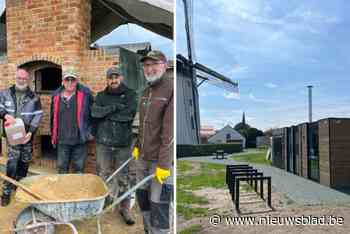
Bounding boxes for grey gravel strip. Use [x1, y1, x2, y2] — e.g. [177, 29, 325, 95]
[179, 156, 350, 205]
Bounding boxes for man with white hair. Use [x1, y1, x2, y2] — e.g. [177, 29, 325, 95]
[0, 68, 43, 206]
[134, 50, 174, 234]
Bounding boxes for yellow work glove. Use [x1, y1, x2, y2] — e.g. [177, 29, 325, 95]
[132, 147, 139, 160]
[155, 167, 171, 184]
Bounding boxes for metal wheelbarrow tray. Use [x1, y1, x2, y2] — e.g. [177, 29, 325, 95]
[15, 173, 109, 223]
[13, 157, 155, 234]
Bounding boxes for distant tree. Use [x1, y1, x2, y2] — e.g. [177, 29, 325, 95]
[233, 112, 264, 148]
[245, 128, 264, 148]
[234, 122, 250, 132]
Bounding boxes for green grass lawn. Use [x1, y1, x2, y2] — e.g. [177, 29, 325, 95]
[177, 189, 209, 205]
[177, 162, 226, 190]
[232, 148, 271, 165]
[179, 224, 202, 234]
[177, 161, 226, 219]
[177, 160, 194, 174]
[177, 205, 209, 219]
[177, 150, 272, 229]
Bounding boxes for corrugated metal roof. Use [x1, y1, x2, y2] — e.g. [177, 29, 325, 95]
[0, 0, 173, 53]
[91, 0, 173, 41]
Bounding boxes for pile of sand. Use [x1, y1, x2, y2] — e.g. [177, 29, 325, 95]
[15, 174, 108, 203]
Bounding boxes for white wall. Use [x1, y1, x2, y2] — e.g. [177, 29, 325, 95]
[208, 126, 246, 148]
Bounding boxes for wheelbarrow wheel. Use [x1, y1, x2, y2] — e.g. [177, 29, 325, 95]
[14, 206, 56, 234]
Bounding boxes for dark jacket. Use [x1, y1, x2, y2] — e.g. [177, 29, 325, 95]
[92, 83, 137, 147]
[0, 85, 43, 139]
[50, 83, 93, 146]
[137, 75, 173, 169]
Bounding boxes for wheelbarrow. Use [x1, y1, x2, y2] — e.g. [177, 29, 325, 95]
[9, 157, 154, 234]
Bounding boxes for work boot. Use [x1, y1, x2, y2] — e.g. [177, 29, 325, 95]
[1, 194, 10, 207]
[119, 209, 135, 225]
[103, 196, 114, 209]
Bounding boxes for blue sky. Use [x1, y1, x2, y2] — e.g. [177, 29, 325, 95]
[0, 1, 173, 58]
[177, 0, 350, 131]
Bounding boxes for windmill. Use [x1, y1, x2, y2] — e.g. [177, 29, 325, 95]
[177, 0, 239, 145]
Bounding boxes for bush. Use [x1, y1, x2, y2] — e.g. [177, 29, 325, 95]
[177, 143, 242, 158]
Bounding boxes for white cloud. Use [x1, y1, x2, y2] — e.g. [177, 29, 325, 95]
[197, 0, 341, 64]
[199, 89, 225, 97]
[213, 0, 282, 25]
[248, 93, 274, 103]
[305, 58, 320, 64]
[199, 91, 209, 97]
[286, 7, 339, 24]
[264, 82, 278, 88]
[0, 1, 4, 13]
[200, 108, 244, 129]
[246, 116, 256, 122]
[223, 92, 240, 100]
[230, 65, 249, 75]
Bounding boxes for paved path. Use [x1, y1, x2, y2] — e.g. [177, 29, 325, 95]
[179, 156, 350, 205]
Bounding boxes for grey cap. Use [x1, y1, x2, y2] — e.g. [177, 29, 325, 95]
[106, 66, 123, 78]
[63, 68, 79, 80]
[140, 50, 167, 63]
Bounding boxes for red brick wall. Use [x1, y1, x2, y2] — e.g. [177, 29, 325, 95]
[0, 62, 9, 90]
[81, 50, 119, 173]
[6, 0, 91, 65]
[0, 61, 8, 159]
[81, 50, 119, 94]
[0, 0, 121, 174]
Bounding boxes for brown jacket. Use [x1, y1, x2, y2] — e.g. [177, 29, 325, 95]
[138, 75, 173, 169]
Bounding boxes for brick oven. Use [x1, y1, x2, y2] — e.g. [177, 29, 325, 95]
[0, 0, 162, 174]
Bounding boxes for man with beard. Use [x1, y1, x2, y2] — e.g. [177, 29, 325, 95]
[92, 66, 137, 225]
[134, 50, 174, 234]
[0, 68, 43, 206]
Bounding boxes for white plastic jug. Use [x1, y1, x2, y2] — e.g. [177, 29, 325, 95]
[5, 118, 26, 145]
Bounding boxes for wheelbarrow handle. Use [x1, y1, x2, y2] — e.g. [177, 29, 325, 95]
[0, 172, 47, 201]
[105, 156, 133, 183]
[100, 173, 155, 216]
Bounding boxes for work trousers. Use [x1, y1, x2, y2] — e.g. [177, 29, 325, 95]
[136, 159, 174, 234]
[2, 143, 32, 196]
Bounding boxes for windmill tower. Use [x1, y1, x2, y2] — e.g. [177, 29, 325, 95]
[177, 0, 239, 144]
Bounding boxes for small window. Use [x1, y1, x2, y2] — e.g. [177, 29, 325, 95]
[226, 133, 231, 141]
[35, 67, 62, 93]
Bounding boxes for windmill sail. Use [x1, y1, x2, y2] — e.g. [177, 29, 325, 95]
[177, 0, 239, 145]
[183, 0, 196, 62]
[195, 62, 239, 93]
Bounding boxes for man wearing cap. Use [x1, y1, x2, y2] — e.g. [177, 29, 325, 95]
[0, 68, 43, 206]
[133, 50, 174, 234]
[92, 66, 137, 225]
[50, 68, 93, 174]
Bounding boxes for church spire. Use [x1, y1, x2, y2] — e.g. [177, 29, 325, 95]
[242, 112, 246, 126]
